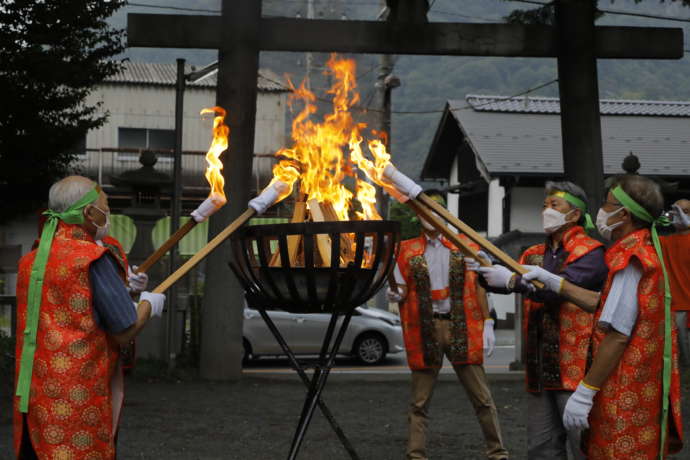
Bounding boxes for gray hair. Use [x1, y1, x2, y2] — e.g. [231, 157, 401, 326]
[48, 176, 98, 212]
[544, 181, 589, 225]
[610, 175, 664, 228]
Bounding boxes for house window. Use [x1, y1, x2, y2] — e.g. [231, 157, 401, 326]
[67, 136, 87, 159]
[117, 128, 175, 162]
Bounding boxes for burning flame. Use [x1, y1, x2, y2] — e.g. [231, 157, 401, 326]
[200, 106, 229, 204]
[270, 54, 387, 221]
[355, 180, 381, 220]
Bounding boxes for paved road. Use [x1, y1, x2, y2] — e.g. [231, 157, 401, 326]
[243, 330, 522, 375]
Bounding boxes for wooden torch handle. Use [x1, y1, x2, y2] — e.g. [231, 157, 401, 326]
[409, 196, 544, 289]
[135, 219, 197, 274]
[153, 208, 256, 294]
[407, 200, 489, 264]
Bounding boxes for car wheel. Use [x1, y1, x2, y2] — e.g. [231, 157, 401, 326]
[353, 333, 387, 365]
[242, 338, 253, 364]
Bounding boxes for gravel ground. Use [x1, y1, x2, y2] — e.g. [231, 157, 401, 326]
[1, 371, 688, 460]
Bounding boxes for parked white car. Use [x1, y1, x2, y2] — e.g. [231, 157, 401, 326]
[243, 305, 405, 365]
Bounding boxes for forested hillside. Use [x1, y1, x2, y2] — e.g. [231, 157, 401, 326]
[115, 0, 690, 180]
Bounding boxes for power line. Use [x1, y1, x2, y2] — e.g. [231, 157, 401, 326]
[126, 2, 220, 13]
[428, 9, 502, 22]
[598, 7, 690, 23]
[504, 0, 690, 23]
[393, 78, 559, 114]
[260, 72, 558, 115]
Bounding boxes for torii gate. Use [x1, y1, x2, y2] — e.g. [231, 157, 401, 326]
[127, 0, 683, 381]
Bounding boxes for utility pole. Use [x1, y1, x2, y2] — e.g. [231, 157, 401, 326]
[305, 0, 315, 88]
[169, 58, 185, 370]
[375, 1, 401, 312]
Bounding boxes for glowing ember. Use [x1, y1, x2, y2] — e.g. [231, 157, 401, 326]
[200, 106, 229, 205]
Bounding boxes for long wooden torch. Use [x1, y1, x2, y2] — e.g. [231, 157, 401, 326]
[152, 179, 295, 294]
[379, 164, 543, 289]
[351, 135, 542, 288]
[135, 107, 229, 274]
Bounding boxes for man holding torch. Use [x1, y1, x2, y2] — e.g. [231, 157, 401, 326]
[519, 175, 683, 459]
[466, 181, 607, 460]
[14, 175, 165, 459]
[661, 198, 690, 367]
[388, 192, 509, 460]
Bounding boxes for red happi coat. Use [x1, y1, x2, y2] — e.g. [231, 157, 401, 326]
[397, 234, 484, 370]
[587, 229, 683, 460]
[14, 222, 121, 460]
[100, 236, 128, 275]
[519, 225, 602, 392]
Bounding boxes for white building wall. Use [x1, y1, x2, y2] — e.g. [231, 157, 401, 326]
[86, 84, 286, 155]
[486, 179, 504, 238]
[447, 155, 460, 218]
[509, 186, 543, 233]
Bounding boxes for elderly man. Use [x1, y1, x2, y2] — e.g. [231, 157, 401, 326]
[14, 175, 165, 460]
[662, 199, 690, 367]
[522, 175, 683, 459]
[467, 181, 606, 460]
[388, 192, 508, 460]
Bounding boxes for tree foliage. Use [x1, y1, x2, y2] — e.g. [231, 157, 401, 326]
[0, 0, 125, 221]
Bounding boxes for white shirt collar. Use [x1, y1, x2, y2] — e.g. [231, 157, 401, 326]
[425, 234, 442, 247]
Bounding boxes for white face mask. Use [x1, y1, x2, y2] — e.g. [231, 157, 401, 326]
[90, 205, 110, 240]
[542, 208, 574, 234]
[596, 206, 624, 241]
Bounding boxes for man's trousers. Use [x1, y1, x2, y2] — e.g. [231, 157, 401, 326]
[527, 390, 585, 460]
[407, 318, 508, 460]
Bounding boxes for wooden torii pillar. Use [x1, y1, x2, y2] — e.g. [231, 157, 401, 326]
[127, 0, 683, 380]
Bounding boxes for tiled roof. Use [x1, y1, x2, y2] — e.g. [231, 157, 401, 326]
[105, 61, 287, 92]
[465, 94, 690, 117]
[423, 95, 690, 179]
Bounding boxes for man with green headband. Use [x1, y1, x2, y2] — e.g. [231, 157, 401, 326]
[522, 175, 684, 459]
[466, 180, 606, 460]
[13, 175, 165, 459]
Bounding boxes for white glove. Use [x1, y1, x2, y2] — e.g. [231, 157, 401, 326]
[670, 204, 690, 230]
[477, 265, 514, 289]
[386, 288, 403, 303]
[563, 382, 598, 432]
[464, 250, 490, 272]
[140, 291, 166, 318]
[483, 319, 495, 357]
[522, 265, 564, 293]
[127, 266, 148, 293]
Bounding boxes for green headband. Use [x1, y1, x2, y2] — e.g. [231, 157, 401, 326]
[549, 191, 595, 233]
[611, 185, 672, 456]
[16, 186, 99, 412]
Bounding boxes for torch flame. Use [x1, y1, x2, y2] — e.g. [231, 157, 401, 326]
[355, 180, 381, 220]
[200, 106, 229, 205]
[265, 54, 402, 222]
